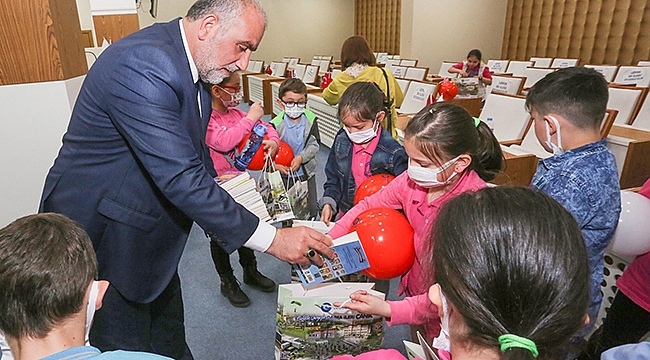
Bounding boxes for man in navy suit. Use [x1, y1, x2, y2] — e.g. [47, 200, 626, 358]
[39, 0, 333, 358]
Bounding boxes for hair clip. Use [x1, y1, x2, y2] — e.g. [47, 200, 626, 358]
[473, 117, 481, 128]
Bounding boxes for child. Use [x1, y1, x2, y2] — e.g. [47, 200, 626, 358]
[448, 49, 493, 84]
[579, 177, 650, 359]
[525, 66, 621, 355]
[270, 78, 320, 219]
[327, 102, 503, 341]
[318, 82, 408, 225]
[335, 187, 591, 360]
[204, 72, 280, 308]
[0, 213, 171, 359]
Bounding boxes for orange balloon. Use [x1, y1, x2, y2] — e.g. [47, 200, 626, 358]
[353, 174, 396, 205]
[274, 141, 295, 167]
[350, 208, 415, 280]
[237, 133, 269, 171]
[439, 80, 458, 101]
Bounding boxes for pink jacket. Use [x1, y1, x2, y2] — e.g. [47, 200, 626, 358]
[328, 171, 487, 339]
[205, 107, 279, 175]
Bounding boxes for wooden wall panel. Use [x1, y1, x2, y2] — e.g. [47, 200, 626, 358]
[502, 0, 650, 65]
[93, 14, 139, 45]
[0, 0, 86, 85]
[354, 0, 401, 55]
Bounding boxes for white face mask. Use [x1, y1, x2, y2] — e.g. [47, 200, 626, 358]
[432, 290, 451, 352]
[407, 156, 460, 188]
[285, 104, 306, 119]
[544, 115, 564, 155]
[85, 280, 100, 345]
[344, 119, 379, 144]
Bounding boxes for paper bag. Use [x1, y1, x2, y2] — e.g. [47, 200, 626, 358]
[275, 283, 385, 360]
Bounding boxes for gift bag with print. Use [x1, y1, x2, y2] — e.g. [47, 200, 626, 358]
[258, 155, 295, 223]
[286, 170, 310, 220]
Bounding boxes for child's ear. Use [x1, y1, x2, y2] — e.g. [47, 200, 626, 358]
[95, 280, 110, 310]
[276, 98, 285, 110]
[544, 115, 560, 135]
[211, 85, 222, 99]
[375, 110, 386, 123]
[453, 154, 472, 173]
[428, 284, 444, 317]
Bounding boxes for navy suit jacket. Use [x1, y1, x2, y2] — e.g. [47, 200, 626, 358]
[40, 19, 259, 303]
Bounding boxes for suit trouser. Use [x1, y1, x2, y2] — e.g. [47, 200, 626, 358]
[89, 273, 193, 360]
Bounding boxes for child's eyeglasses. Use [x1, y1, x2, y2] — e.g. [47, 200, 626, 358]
[281, 100, 307, 108]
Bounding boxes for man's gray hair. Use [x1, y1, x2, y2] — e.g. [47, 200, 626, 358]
[186, 0, 267, 27]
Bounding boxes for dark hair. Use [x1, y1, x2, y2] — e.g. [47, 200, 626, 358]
[340, 36, 376, 70]
[467, 49, 482, 61]
[186, 0, 267, 26]
[278, 78, 308, 99]
[431, 187, 590, 359]
[526, 67, 608, 130]
[404, 103, 503, 181]
[0, 213, 97, 340]
[338, 82, 388, 123]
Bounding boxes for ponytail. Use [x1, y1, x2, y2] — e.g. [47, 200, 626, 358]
[472, 121, 503, 181]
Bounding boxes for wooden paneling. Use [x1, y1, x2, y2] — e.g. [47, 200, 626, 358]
[81, 30, 94, 48]
[355, 0, 401, 55]
[0, 0, 87, 85]
[92, 14, 139, 45]
[502, 0, 650, 65]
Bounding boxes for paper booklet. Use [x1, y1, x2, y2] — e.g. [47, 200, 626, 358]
[292, 231, 370, 287]
[291, 220, 336, 234]
[215, 172, 272, 222]
[404, 331, 440, 360]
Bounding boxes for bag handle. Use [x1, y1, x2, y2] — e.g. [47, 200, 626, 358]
[379, 67, 394, 135]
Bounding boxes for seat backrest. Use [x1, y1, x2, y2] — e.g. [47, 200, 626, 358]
[85, 51, 97, 69]
[386, 58, 401, 70]
[437, 61, 459, 78]
[550, 58, 579, 68]
[630, 93, 650, 130]
[584, 64, 619, 82]
[287, 58, 300, 70]
[271, 62, 287, 77]
[601, 109, 618, 138]
[607, 85, 648, 124]
[302, 65, 319, 84]
[490, 75, 526, 95]
[523, 67, 555, 89]
[391, 65, 407, 78]
[397, 80, 437, 114]
[331, 69, 341, 78]
[376, 52, 388, 64]
[400, 59, 418, 67]
[637, 60, 650, 67]
[505, 61, 534, 76]
[486, 59, 509, 74]
[479, 93, 531, 143]
[530, 57, 553, 68]
[396, 79, 411, 94]
[613, 66, 650, 87]
[318, 59, 331, 75]
[404, 67, 428, 81]
[293, 63, 307, 79]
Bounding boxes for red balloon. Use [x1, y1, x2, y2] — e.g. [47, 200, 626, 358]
[274, 141, 295, 167]
[350, 208, 415, 279]
[237, 133, 269, 171]
[353, 174, 396, 205]
[439, 79, 458, 101]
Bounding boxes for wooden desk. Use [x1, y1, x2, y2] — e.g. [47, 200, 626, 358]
[491, 150, 538, 187]
[246, 74, 285, 115]
[447, 97, 482, 117]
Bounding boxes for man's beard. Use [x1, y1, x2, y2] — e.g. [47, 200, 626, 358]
[196, 35, 240, 84]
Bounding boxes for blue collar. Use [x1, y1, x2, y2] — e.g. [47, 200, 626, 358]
[540, 138, 607, 168]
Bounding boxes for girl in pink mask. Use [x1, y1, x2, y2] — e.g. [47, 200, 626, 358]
[327, 102, 503, 342]
[204, 72, 280, 308]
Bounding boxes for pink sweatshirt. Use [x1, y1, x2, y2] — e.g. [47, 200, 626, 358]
[328, 171, 487, 339]
[205, 107, 279, 175]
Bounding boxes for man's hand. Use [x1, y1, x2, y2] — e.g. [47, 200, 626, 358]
[290, 155, 303, 172]
[266, 226, 335, 268]
[334, 290, 392, 318]
[247, 102, 264, 121]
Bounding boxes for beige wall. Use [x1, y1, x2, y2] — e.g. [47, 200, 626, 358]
[137, 0, 355, 65]
[401, 0, 508, 74]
